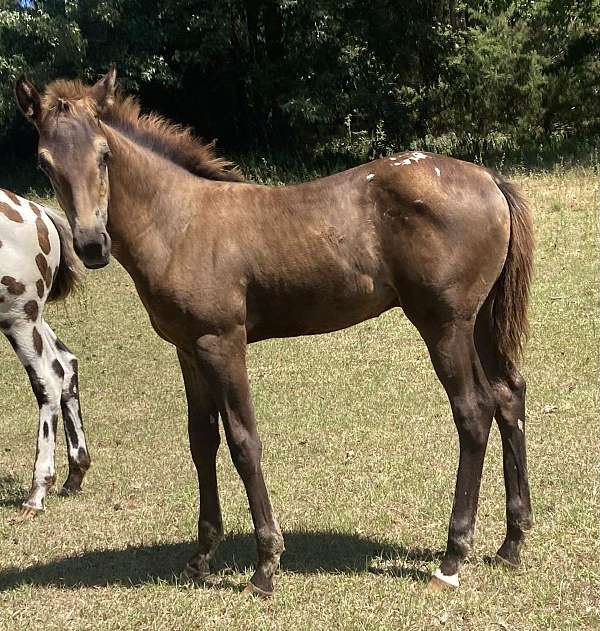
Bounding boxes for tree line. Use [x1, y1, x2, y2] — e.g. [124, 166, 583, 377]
[1, 0, 598, 168]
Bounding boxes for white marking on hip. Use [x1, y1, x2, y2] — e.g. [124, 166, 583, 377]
[517, 418, 524, 432]
[433, 568, 460, 587]
[393, 152, 428, 166]
[366, 173, 375, 181]
[435, 167, 441, 177]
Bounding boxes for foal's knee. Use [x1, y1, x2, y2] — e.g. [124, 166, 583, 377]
[228, 430, 262, 478]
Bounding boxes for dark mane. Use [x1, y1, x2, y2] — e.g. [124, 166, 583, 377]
[42, 80, 243, 183]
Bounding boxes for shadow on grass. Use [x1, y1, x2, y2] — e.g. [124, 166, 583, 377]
[0, 530, 440, 591]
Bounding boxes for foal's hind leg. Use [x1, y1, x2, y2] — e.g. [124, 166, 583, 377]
[414, 317, 496, 589]
[4, 319, 63, 518]
[475, 306, 532, 567]
[177, 350, 224, 580]
[42, 323, 91, 496]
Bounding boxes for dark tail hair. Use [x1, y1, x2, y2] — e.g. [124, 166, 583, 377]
[44, 208, 84, 302]
[490, 173, 534, 364]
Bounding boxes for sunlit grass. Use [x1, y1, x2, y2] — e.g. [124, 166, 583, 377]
[0, 165, 598, 629]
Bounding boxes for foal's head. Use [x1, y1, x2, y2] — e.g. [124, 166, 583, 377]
[16, 69, 117, 269]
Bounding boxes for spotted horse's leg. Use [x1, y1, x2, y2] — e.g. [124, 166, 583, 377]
[5, 317, 64, 519]
[42, 322, 91, 496]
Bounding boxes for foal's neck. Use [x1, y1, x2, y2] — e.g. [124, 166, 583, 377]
[101, 123, 200, 279]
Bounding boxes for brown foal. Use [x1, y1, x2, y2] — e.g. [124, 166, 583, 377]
[16, 68, 534, 595]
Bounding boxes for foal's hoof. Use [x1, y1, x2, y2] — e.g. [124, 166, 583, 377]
[58, 485, 82, 498]
[493, 553, 521, 569]
[242, 581, 273, 599]
[180, 558, 211, 584]
[13, 505, 43, 523]
[427, 571, 459, 592]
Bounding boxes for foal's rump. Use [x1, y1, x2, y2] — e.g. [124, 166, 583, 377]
[367, 153, 514, 318]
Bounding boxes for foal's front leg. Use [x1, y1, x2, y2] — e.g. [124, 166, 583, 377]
[177, 350, 224, 580]
[195, 327, 284, 596]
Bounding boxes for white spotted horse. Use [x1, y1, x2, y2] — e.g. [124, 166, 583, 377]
[0, 188, 90, 519]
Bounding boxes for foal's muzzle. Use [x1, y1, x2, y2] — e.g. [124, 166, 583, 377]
[73, 228, 111, 269]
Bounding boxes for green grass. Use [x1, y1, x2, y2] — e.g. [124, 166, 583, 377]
[0, 166, 598, 629]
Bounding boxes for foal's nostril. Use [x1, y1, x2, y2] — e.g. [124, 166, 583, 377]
[83, 240, 104, 262]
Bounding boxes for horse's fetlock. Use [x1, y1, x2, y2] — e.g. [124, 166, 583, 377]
[256, 526, 285, 558]
[198, 519, 224, 547]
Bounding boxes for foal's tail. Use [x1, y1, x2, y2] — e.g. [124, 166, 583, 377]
[490, 173, 534, 364]
[44, 208, 84, 302]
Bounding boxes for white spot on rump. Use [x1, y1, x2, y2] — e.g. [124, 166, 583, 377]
[433, 568, 459, 588]
[392, 151, 428, 167]
[517, 418, 524, 432]
[366, 173, 375, 181]
[435, 167, 441, 177]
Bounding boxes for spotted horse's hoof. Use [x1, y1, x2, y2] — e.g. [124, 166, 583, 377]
[12, 504, 44, 523]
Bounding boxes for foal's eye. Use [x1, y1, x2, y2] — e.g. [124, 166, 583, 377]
[100, 150, 111, 166]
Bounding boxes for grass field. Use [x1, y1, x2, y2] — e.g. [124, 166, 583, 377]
[0, 166, 598, 630]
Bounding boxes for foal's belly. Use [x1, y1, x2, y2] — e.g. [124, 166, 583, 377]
[245, 275, 399, 342]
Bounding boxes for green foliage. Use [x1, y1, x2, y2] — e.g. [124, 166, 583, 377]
[0, 0, 598, 164]
[0, 1, 83, 130]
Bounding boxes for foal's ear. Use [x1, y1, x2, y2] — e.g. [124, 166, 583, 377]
[91, 65, 117, 113]
[15, 78, 43, 126]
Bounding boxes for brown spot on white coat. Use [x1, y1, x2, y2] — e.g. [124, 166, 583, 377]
[1, 276, 26, 295]
[0, 200, 23, 223]
[32, 327, 43, 355]
[24, 300, 39, 321]
[35, 254, 53, 287]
